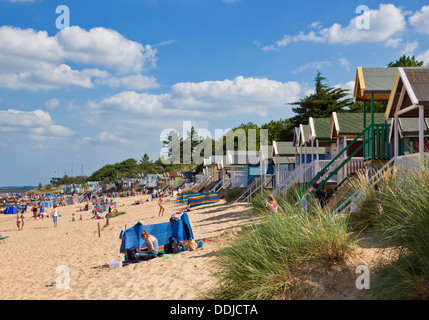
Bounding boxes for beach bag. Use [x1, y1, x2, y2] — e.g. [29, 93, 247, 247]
[164, 237, 183, 254]
[126, 247, 137, 260]
[110, 259, 122, 269]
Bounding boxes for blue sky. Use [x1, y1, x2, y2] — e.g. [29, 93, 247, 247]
[1, 0, 429, 186]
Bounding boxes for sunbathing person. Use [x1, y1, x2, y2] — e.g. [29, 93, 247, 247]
[135, 229, 159, 260]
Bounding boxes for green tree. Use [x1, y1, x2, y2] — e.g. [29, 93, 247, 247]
[387, 55, 424, 67]
[285, 71, 355, 140]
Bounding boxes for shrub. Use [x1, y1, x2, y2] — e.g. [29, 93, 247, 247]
[223, 188, 245, 202]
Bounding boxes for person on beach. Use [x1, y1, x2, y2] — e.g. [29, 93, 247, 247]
[265, 195, 282, 213]
[17, 210, 24, 231]
[40, 206, 45, 219]
[158, 195, 165, 216]
[52, 207, 59, 227]
[32, 205, 38, 219]
[135, 229, 159, 260]
[311, 183, 327, 209]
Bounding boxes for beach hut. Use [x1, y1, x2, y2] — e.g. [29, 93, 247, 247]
[308, 117, 335, 161]
[388, 117, 429, 154]
[330, 112, 387, 180]
[353, 67, 398, 164]
[4, 206, 18, 215]
[298, 124, 310, 164]
[272, 141, 296, 186]
[385, 67, 429, 157]
[226, 150, 262, 187]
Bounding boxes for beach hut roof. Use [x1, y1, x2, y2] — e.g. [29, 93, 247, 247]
[273, 156, 296, 165]
[168, 172, 179, 178]
[226, 150, 260, 165]
[331, 112, 386, 138]
[385, 67, 429, 118]
[309, 117, 332, 141]
[388, 117, 429, 141]
[354, 67, 398, 102]
[292, 127, 300, 147]
[272, 141, 295, 157]
[299, 124, 309, 145]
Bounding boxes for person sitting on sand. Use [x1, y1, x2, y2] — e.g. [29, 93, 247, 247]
[265, 195, 282, 214]
[71, 213, 76, 221]
[135, 229, 159, 260]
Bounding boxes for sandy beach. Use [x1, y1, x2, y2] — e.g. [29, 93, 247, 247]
[0, 195, 252, 300]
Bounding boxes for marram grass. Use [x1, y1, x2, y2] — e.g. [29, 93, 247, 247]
[205, 198, 354, 300]
[367, 160, 429, 299]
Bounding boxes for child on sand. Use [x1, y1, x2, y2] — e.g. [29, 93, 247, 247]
[71, 213, 76, 221]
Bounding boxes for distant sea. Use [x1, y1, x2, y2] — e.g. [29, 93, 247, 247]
[0, 186, 37, 195]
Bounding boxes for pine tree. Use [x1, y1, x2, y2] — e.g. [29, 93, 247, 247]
[284, 71, 354, 139]
[387, 55, 424, 67]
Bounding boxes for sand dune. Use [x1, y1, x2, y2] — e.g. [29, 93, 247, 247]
[0, 195, 252, 300]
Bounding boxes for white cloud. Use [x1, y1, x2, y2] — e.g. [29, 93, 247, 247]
[94, 131, 130, 144]
[409, 5, 429, 35]
[0, 26, 158, 91]
[0, 109, 73, 137]
[309, 21, 322, 29]
[292, 60, 331, 74]
[87, 76, 302, 118]
[261, 45, 276, 51]
[57, 26, 157, 74]
[385, 37, 402, 48]
[334, 81, 355, 98]
[400, 41, 419, 56]
[44, 98, 60, 110]
[262, 4, 406, 50]
[416, 49, 429, 65]
[0, 64, 97, 90]
[0, 109, 52, 127]
[95, 73, 159, 90]
[339, 58, 351, 71]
